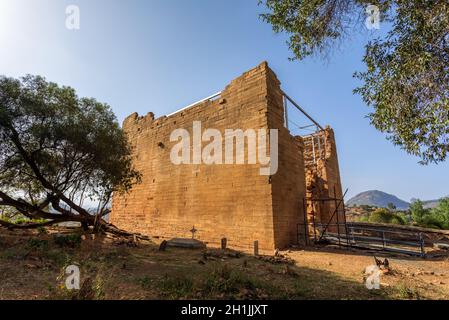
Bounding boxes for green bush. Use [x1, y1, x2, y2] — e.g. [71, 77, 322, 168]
[37, 226, 48, 235]
[410, 200, 429, 225]
[368, 208, 405, 225]
[421, 214, 445, 229]
[53, 234, 82, 248]
[357, 215, 369, 222]
[429, 198, 449, 229]
[27, 238, 49, 249]
[410, 198, 449, 230]
[13, 217, 47, 225]
[159, 274, 194, 299]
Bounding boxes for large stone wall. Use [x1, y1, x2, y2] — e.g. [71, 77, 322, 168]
[264, 67, 307, 248]
[111, 62, 307, 251]
[111, 62, 343, 250]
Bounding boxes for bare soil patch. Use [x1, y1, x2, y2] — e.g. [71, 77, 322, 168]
[0, 228, 448, 300]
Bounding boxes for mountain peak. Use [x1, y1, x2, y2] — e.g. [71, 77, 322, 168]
[347, 190, 410, 209]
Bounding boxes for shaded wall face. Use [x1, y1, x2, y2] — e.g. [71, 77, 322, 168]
[265, 68, 307, 249]
[111, 62, 310, 251]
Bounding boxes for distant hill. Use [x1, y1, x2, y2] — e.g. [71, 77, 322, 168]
[347, 190, 410, 210]
[414, 198, 446, 209]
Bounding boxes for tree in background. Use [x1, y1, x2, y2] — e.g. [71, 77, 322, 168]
[0, 75, 141, 232]
[410, 198, 449, 229]
[387, 202, 397, 211]
[428, 198, 449, 229]
[259, 1, 449, 164]
[410, 199, 428, 225]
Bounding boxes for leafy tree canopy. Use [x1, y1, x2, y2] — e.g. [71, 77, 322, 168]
[0, 75, 140, 230]
[410, 198, 449, 229]
[259, 0, 449, 164]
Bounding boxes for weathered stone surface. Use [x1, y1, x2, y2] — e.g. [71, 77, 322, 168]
[303, 128, 344, 234]
[110, 62, 343, 251]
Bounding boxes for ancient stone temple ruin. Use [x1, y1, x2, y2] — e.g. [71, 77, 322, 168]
[111, 62, 345, 251]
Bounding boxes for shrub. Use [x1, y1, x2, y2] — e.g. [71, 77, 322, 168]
[53, 234, 82, 248]
[410, 198, 449, 230]
[357, 215, 369, 223]
[37, 226, 48, 235]
[368, 208, 405, 225]
[410, 200, 429, 225]
[159, 274, 194, 299]
[27, 238, 49, 249]
[429, 198, 449, 229]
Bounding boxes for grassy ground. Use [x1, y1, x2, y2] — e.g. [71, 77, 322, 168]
[0, 228, 448, 300]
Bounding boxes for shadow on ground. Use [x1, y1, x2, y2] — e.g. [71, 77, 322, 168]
[0, 228, 444, 300]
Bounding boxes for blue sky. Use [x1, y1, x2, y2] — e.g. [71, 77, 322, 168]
[0, 0, 448, 202]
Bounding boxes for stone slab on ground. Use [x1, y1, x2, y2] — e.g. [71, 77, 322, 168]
[166, 238, 206, 249]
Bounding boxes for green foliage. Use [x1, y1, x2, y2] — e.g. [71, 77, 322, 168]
[396, 282, 420, 299]
[397, 211, 412, 224]
[410, 200, 429, 224]
[27, 238, 49, 250]
[259, 0, 388, 60]
[53, 234, 82, 248]
[0, 75, 141, 221]
[355, 2, 449, 164]
[259, 1, 449, 163]
[159, 274, 194, 299]
[410, 198, 449, 229]
[138, 276, 152, 289]
[14, 217, 47, 225]
[368, 208, 405, 225]
[357, 215, 370, 222]
[37, 226, 48, 235]
[203, 265, 262, 296]
[0, 207, 18, 220]
[430, 198, 449, 229]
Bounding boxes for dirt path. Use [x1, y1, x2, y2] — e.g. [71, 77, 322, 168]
[282, 246, 449, 299]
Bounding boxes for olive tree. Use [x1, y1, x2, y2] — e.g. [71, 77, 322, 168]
[0, 75, 140, 232]
[259, 0, 448, 164]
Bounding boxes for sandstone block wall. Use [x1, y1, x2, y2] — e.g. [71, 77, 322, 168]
[111, 62, 307, 251]
[264, 68, 307, 248]
[111, 62, 343, 250]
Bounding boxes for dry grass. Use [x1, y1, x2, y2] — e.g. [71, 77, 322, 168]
[0, 228, 448, 300]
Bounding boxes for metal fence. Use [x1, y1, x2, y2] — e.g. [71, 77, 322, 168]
[297, 222, 426, 257]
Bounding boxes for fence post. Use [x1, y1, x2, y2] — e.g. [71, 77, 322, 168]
[334, 186, 341, 247]
[419, 233, 425, 257]
[350, 227, 355, 245]
[302, 198, 308, 245]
